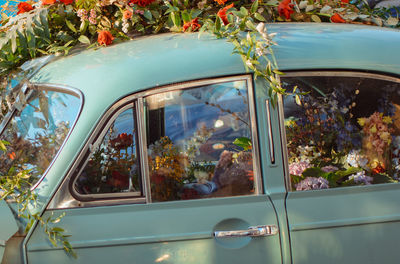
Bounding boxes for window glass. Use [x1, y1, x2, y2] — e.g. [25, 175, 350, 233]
[74, 107, 141, 196]
[282, 75, 400, 191]
[0, 89, 80, 188]
[145, 80, 255, 202]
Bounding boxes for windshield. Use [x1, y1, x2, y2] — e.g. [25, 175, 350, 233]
[0, 88, 81, 188]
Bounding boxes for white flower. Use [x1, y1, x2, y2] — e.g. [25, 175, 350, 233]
[246, 60, 253, 68]
[256, 23, 266, 35]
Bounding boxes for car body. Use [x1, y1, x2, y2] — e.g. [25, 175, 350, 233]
[1, 23, 400, 264]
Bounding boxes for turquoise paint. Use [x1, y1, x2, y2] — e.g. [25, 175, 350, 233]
[20, 23, 400, 264]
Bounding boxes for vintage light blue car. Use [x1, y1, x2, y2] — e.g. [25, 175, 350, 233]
[1, 23, 400, 263]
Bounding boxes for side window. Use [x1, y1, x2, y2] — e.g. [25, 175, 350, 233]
[282, 75, 400, 191]
[0, 89, 81, 186]
[144, 80, 256, 202]
[74, 106, 141, 196]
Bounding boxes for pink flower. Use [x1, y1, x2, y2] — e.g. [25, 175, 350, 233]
[289, 161, 311, 176]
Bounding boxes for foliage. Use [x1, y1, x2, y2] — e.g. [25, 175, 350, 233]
[0, 147, 76, 257]
[0, 0, 399, 258]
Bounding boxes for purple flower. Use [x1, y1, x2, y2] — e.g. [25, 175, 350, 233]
[289, 161, 311, 176]
[349, 171, 373, 185]
[296, 177, 329, 191]
[321, 165, 338, 173]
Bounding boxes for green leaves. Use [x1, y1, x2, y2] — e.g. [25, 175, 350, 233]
[233, 137, 252, 151]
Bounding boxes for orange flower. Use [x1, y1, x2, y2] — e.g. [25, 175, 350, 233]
[128, 0, 155, 7]
[183, 18, 201, 32]
[42, 0, 57, 4]
[17, 2, 34, 14]
[217, 3, 234, 26]
[60, 0, 74, 4]
[214, 0, 228, 5]
[8, 152, 16, 160]
[123, 9, 133, 20]
[331, 13, 346, 23]
[98, 30, 114, 46]
[278, 0, 294, 20]
[372, 163, 385, 174]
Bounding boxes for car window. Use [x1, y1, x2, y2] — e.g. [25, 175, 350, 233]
[0, 89, 81, 188]
[144, 80, 256, 202]
[74, 107, 142, 196]
[282, 74, 400, 191]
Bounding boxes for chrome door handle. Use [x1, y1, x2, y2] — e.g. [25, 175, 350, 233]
[214, 225, 279, 238]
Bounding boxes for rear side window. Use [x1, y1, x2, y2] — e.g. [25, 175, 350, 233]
[282, 74, 400, 191]
[0, 89, 81, 187]
[144, 80, 256, 202]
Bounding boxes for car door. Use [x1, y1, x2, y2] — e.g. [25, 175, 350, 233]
[281, 71, 400, 264]
[25, 75, 283, 264]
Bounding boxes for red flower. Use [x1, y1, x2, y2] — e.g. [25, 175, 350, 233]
[17, 2, 34, 14]
[217, 3, 234, 26]
[331, 13, 346, 23]
[278, 0, 294, 20]
[110, 133, 133, 150]
[128, 0, 155, 7]
[59, 0, 74, 4]
[97, 30, 114, 46]
[108, 171, 129, 189]
[42, 0, 57, 5]
[183, 18, 201, 32]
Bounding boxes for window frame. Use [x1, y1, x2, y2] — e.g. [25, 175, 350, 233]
[49, 74, 263, 209]
[278, 71, 400, 192]
[71, 102, 143, 200]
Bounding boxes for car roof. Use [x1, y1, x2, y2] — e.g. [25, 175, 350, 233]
[30, 23, 400, 108]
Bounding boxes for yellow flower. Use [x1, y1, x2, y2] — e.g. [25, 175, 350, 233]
[357, 118, 366, 126]
[370, 125, 377, 133]
[366, 141, 372, 149]
[380, 131, 391, 142]
[285, 120, 297, 127]
[383, 116, 393, 124]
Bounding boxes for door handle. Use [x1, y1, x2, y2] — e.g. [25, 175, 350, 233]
[214, 225, 278, 238]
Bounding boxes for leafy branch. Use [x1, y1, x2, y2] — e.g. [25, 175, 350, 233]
[0, 141, 76, 258]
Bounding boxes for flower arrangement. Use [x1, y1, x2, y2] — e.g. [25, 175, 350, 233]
[286, 82, 399, 191]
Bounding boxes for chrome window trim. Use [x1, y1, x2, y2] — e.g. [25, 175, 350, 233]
[137, 98, 152, 203]
[278, 70, 400, 192]
[49, 74, 263, 209]
[71, 103, 142, 200]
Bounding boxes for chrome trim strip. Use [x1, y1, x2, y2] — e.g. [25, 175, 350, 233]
[277, 94, 291, 191]
[49, 74, 263, 209]
[137, 98, 152, 203]
[247, 76, 262, 195]
[265, 100, 275, 164]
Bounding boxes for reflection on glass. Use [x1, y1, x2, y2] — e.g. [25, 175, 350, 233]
[283, 76, 400, 191]
[75, 108, 141, 195]
[0, 89, 80, 188]
[145, 81, 255, 202]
